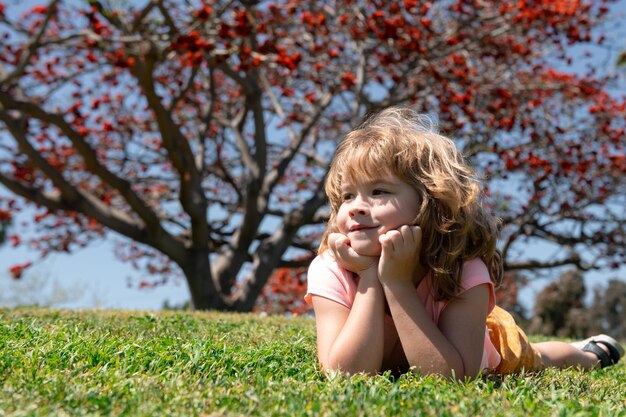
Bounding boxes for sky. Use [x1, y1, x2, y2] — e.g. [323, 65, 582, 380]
[1, 0, 625, 312]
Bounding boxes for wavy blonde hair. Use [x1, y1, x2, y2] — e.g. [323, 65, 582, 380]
[319, 107, 503, 300]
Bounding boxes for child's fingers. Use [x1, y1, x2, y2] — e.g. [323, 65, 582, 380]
[382, 226, 421, 257]
[397, 225, 422, 251]
[380, 230, 401, 253]
[378, 234, 389, 253]
[413, 226, 422, 248]
[329, 233, 358, 261]
[335, 239, 353, 259]
[399, 225, 415, 245]
[328, 233, 344, 248]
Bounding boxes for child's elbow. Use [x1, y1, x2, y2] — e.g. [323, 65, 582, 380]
[410, 357, 470, 380]
[447, 360, 483, 381]
[319, 358, 379, 377]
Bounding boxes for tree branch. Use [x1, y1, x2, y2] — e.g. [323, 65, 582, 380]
[0, 170, 150, 244]
[237, 174, 328, 309]
[216, 106, 256, 176]
[0, 95, 188, 262]
[156, 0, 181, 36]
[131, 0, 159, 32]
[258, 72, 332, 204]
[129, 53, 209, 249]
[0, 0, 60, 86]
[505, 255, 590, 272]
[0, 94, 165, 233]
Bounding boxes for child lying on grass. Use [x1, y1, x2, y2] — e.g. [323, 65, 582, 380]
[305, 107, 624, 378]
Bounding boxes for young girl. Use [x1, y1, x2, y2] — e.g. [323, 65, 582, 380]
[305, 107, 623, 378]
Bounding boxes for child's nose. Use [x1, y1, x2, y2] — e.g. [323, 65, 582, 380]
[349, 207, 366, 217]
[348, 198, 368, 217]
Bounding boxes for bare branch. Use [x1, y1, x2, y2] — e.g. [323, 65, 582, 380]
[258, 73, 332, 204]
[0, 0, 61, 86]
[169, 64, 201, 113]
[279, 256, 315, 268]
[88, 0, 129, 32]
[0, 167, 149, 244]
[156, 0, 181, 36]
[129, 54, 209, 248]
[131, 0, 159, 32]
[0, 94, 165, 231]
[505, 255, 590, 272]
[216, 106, 256, 176]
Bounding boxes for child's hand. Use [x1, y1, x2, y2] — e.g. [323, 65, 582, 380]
[328, 233, 378, 275]
[378, 225, 422, 285]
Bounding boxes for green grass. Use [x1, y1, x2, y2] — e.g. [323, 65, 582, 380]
[1, 308, 625, 417]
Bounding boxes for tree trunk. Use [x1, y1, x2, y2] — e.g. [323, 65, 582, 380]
[181, 251, 231, 311]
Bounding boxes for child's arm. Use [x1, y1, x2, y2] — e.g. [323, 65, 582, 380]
[378, 226, 489, 379]
[384, 281, 489, 378]
[311, 234, 385, 375]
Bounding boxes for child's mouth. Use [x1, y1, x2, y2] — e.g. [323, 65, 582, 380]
[349, 225, 378, 232]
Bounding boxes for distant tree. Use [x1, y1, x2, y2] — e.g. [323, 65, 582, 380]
[1, 1, 624, 310]
[589, 279, 626, 340]
[529, 269, 588, 337]
[0, 269, 91, 307]
[528, 271, 626, 339]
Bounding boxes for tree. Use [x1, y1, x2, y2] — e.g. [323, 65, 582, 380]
[0, 268, 92, 308]
[527, 271, 626, 339]
[0, 0, 624, 310]
[528, 269, 588, 337]
[589, 279, 626, 340]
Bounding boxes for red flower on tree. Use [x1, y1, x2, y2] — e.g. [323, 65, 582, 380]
[9, 262, 32, 280]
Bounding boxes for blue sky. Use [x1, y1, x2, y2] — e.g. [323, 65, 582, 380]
[1, 0, 625, 311]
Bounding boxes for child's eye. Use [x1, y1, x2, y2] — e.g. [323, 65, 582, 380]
[341, 193, 354, 201]
[372, 189, 388, 196]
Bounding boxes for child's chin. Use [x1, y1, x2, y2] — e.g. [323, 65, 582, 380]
[351, 242, 382, 257]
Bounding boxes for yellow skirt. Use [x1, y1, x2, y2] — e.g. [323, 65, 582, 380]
[486, 306, 544, 374]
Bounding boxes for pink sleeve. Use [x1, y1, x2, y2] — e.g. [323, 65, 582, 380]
[304, 253, 355, 310]
[459, 258, 496, 314]
[456, 258, 501, 371]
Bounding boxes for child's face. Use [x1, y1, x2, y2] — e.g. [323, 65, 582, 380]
[336, 173, 421, 257]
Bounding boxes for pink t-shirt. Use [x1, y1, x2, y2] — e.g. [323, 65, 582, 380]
[304, 251, 502, 372]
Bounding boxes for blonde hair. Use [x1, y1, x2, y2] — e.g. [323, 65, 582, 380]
[320, 107, 503, 300]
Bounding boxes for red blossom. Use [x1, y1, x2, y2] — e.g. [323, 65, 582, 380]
[300, 11, 314, 25]
[340, 72, 356, 88]
[0, 209, 12, 222]
[9, 234, 20, 247]
[275, 47, 301, 70]
[549, 0, 580, 16]
[31, 5, 48, 14]
[403, 0, 418, 10]
[257, 267, 311, 316]
[9, 262, 32, 280]
[193, 6, 213, 20]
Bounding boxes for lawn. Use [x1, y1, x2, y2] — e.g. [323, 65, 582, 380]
[1, 308, 624, 416]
